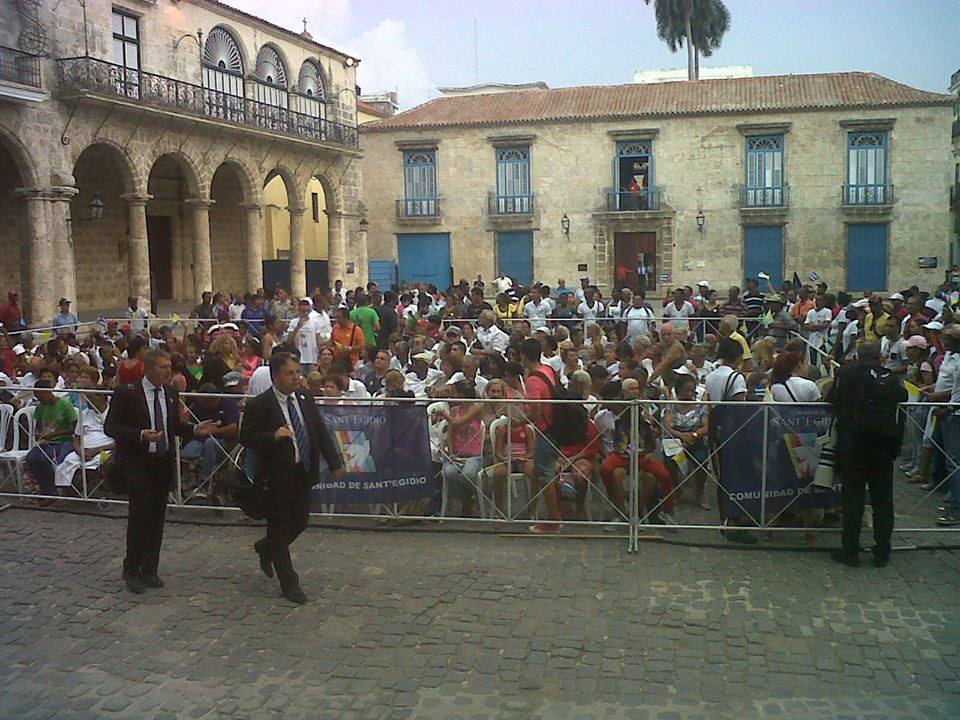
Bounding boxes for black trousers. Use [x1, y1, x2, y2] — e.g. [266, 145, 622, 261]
[256, 464, 311, 591]
[124, 456, 171, 577]
[840, 450, 894, 558]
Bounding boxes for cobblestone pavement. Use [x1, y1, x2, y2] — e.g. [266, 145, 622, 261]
[1, 507, 959, 720]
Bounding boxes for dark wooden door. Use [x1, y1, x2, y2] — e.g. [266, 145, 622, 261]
[613, 232, 657, 292]
[146, 215, 173, 301]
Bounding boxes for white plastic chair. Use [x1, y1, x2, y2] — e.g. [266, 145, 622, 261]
[0, 404, 13, 451]
[484, 415, 536, 520]
[0, 405, 37, 492]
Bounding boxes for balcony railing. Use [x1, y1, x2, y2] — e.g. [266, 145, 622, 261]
[740, 183, 789, 209]
[56, 56, 358, 148]
[0, 46, 41, 88]
[606, 188, 662, 212]
[842, 183, 894, 206]
[489, 192, 534, 216]
[396, 197, 440, 218]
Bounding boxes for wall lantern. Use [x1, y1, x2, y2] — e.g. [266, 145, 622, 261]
[359, 217, 369, 232]
[695, 209, 705, 234]
[561, 214, 570, 237]
[70, 191, 104, 238]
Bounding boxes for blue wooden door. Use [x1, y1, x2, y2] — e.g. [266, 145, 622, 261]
[846, 223, 888, 292]
[497, 231, 533, 287]
[743, 225, 783, 288]
[368, 260, 397, 289]
[397, 233, 451, 288]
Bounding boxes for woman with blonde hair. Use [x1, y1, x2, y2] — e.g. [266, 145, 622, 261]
[202, 333, 240, 389]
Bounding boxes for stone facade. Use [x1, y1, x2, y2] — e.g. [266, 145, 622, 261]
[0, 0, 367, 322]
[361, 82, 953, 296]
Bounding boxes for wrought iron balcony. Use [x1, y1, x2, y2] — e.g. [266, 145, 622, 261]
[488, 192, 535, 216]
[606, 188, 662, 212]
[739, 183, 789, 209]
[842, 183, 894, 206]
[396, 197, 440, 219]
[55, 56, 358, 148]
[0, 46, 41, 88]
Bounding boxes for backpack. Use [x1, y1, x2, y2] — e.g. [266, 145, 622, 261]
[846, 365, 901, 443]
[529, 369, 588, 447]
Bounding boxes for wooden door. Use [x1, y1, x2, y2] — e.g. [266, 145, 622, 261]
[146, 215, 173, 301]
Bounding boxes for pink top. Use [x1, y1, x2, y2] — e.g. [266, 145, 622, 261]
[450, 406, 483, 457]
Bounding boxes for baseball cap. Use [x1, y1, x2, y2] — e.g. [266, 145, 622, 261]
[905, 335, 928, 349]
[887, 292, 905, 301]
[697, 280, 709, 288]
[923, 321, 944, 331]
[412, 351, 435, 363]
[444, 325, 462, 336]
[580, 275, 590, 282]
[766, 294, 783, 303]
[222, 371, 243, 387]
[445, 371, 466, 385]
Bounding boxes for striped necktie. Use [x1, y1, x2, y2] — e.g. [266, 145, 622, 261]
[287, 395, 310, 471]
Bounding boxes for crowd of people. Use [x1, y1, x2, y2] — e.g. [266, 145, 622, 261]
[1, 267, 959, 540]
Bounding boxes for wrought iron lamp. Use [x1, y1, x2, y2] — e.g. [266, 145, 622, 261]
[561, 214, 570, 237]
[696, 209, 705, 234]
[69, 192, 104, 238]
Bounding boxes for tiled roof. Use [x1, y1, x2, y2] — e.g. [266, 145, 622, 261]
[363, 72, 951, 132]
[357, 99, 390, 118]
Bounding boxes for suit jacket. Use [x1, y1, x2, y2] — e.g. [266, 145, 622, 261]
[104, 381, 195, 478]
[238, 387, 342, 485]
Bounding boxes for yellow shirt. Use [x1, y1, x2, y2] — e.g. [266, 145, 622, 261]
[730, 331, 752, 360]
[864, 312, 889, 342]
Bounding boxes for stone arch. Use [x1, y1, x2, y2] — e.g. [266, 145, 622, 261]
[264, 165, 303, 209]
[214, 156, 260, 205]
[0, 125, 39, 188]
[145, 149, 203, 199]
[311, 171, 342, 214]
[71, 138, 140, 195]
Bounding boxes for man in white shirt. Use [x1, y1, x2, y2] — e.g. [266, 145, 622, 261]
[523, 287, 552, 332]
[305, 297, 333, 339]
[662, 288, 695, 331]
[287, 300, 327, 374]
[704, 338, 748, 403]
[124, 297, 149, 335]
[574, 276, 590, 304]
[228, 294, 245, 322]
[577, 288, 605, 327]
[622, 292, 656, 344]
[803, 294, 834, 365]
[472, 310, 509, 357]
[404, 352, 444, 399]
[492, 273, 513, 295]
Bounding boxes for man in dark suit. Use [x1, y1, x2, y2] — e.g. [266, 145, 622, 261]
[239, 351, 343, 604]
[104, 349, 218, 594]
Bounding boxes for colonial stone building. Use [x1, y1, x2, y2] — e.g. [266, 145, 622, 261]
[0, 0, 366, 321]
[361, 74, 953, 296]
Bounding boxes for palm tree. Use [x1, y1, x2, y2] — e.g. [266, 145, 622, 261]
[691, 0, 731, 79]
[643, 0, 731, 80]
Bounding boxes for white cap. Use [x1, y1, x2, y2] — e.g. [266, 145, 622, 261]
[697, 280, 709, 287]
[412, 351, 435, 363]
[924, 321, 944, 331]
[887, 292, 904, 301]
[445, 371, 466, 385]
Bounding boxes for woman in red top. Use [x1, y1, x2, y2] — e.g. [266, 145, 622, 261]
[116, 335, 148, 384]
[557, 419, 600, 520]
[491, 410, 535, 518]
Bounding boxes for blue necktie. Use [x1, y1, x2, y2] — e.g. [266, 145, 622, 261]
[287, 395, 310, 471]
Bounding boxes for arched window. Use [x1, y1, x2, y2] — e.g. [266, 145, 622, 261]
[202, 27, 245, 122]
[252, 45, 289, 131]
[294, 61, 326, 140]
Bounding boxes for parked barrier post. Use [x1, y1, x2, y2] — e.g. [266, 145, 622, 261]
[629, 400, 639, 552]
[78, 392, 88, 500]
[760, 404, 769, 528]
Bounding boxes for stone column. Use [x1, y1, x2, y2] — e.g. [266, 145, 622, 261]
[325, 210, 346, 288]
[185, 198, 214, 301]
[121, 193, 152, 310]
[14, 188, 53, 325]
[289, 205, 307, 298]
[241, 203, 265, 292]
[49, 186, 79, 309]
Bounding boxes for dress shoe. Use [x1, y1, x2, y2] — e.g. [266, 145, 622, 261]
[123, 573, 146, 594]
[282, 585, 308, 605]
[254, 542, 274, 579]
[830, 549, 860, 567]
[872, 552, 890, 568]
[142, 574, 164, 588]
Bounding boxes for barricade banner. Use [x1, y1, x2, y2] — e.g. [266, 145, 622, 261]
[718, 405, 840, 520]
[313, 404, 434, 504]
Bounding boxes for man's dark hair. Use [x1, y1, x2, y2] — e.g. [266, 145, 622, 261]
[355, 293, 369, 307]
[383, 291, 397, 305]
[127, 336, 148, 357]
[544, 335, 558, 352]
[859, 342, 882, 364]
[519, 338, 542, 363]
[718, 337, 744, 363]
[269, 351, 299, 378]
[34, 379, 54, 390]
[600, 380, 623, 400]
[273, 342, 301, 360]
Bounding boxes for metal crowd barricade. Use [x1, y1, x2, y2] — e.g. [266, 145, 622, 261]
[1, 385, 957, 552]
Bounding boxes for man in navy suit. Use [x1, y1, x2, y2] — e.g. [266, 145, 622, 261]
[239, 352, 343, 604]
[104, 349, 218, 594]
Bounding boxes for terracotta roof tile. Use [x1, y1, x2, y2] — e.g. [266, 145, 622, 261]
[364, 72, 951, 132]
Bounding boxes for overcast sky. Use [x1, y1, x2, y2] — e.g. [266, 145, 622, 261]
[230, 0, 960, 109]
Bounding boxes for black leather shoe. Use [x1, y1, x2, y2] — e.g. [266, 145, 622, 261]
[142, 574, 164, 588]
[254, 542, 274, 578]
[123, 573, 147, 594]
[282, 585, 307, 605]
[872, 552, 890, 568]
[830, 549, 860, 567]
